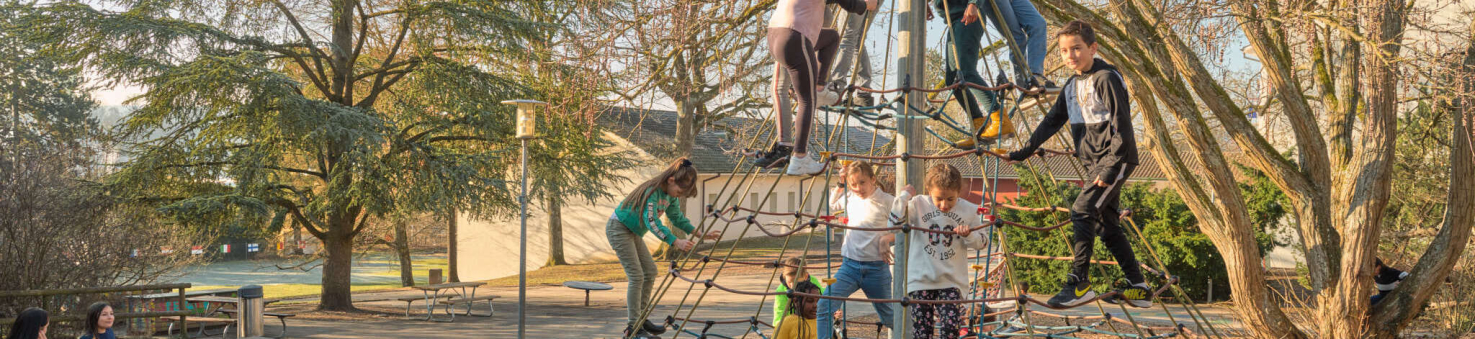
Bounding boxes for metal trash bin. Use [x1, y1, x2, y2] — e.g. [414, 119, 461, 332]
[238, 285, 264, 337]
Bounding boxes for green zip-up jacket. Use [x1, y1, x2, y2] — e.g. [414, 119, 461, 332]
[773, 275, 827, 326]
[613, 187, 696, 245]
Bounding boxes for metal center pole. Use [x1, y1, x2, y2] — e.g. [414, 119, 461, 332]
[892, 0, 925, 337]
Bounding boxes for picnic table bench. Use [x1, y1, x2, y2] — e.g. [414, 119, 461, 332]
[179, 296, 294, 338]
[410, 282, 492, 322]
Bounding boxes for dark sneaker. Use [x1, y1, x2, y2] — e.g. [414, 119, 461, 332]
[1104, 283, 1153, 308]
[1046, 275, 1096, 308]
[1030, 74, 1057, 92]
[642, 319, 667, 335]
[624, 325, 661, 339]
[751, 143, 792, 169]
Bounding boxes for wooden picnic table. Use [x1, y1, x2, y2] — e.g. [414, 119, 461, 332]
[411, 282, 488, 322]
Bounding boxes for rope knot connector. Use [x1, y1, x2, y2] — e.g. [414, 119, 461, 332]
[745, 215, 757, 225]
[899, 152, 911, 162]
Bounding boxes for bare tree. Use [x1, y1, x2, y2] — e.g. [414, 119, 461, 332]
[1034, 0, 1473, 337]
[606, 0, 774, 157]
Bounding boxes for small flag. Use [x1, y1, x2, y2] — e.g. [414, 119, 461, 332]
[190, 246, 203, 255]
[247, 243, 260, 253]
[131, 249, 140, 258]
[276, 242, 284, 250]
[220, 244, 231, 253]
[161, 247, 173, 254]
[1247, 107, 1259, 120]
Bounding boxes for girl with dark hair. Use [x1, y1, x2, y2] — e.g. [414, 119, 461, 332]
[774, 280, 821, 339]
[609, 158, 721, 338]
[79, 302, 116, 339]
[6, 307, 48, 339]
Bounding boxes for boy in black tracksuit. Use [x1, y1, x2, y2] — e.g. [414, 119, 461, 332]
[1370, 258, 1408, 305]
[1006, 21, 1150, 308]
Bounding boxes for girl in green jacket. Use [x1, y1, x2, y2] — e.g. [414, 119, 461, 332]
[609, 158, 720, 338]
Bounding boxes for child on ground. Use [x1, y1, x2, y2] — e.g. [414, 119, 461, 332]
[773, 257, 827, 327]
[1005, 20, 1150, 308]
[6, 307, 47, 339]
[774, 280, 823, 339]
[79, 302, 115, 339]
[1371, 258, 1409, 305]
[753, 0, 879, 175]
[891, 163, 990, 339]
[608, 158, 722, 338]
[816, 161, 896, 339]
[931, 0, 1016, 150]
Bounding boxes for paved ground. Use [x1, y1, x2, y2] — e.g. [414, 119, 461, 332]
[236, 272, 1245, 339]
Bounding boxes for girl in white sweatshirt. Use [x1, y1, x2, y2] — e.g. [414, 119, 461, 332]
[890, 163, 990, 339]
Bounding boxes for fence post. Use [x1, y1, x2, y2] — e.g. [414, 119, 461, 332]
[177, 287, 188, 339]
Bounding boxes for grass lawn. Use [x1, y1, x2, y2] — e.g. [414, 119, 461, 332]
[190, 283, 406, 300]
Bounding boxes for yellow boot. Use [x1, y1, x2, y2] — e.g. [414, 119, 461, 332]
[952, 110, 1015, 149]
[979, 109, 1015, 139]
[952, 117, 988, 149]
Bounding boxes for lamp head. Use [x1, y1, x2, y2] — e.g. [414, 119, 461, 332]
[501, 99, 546, 139]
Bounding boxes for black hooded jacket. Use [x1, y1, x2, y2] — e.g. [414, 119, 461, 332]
[1009, 58, 1140, 185]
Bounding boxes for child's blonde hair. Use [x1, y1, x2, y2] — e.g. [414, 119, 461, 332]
[782, 256, 808, 287]
[925, 163, 963, 192]
[843, 161, 876, 181]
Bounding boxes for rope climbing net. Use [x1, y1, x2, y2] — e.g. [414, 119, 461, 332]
[625, 3, 1228, 339]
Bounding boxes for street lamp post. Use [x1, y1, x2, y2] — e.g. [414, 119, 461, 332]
[502, 99, 545, 339]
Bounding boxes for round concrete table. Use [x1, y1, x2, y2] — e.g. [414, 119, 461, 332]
[563, 281, 614, 306]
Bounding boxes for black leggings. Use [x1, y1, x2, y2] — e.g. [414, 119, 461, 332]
[769, 27, 839, 155]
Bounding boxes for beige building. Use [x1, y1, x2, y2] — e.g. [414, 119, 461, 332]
[453, 108, 877, 281]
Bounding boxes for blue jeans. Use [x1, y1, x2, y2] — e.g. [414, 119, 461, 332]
[979, 0, 1047, 81]
[818, 258, 895, 339]
[945, 19, 1001, 120]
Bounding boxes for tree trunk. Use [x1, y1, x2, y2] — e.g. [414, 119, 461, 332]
[448, 206, 460, 283]
[292, 218, 304, 255]
[1367, 24, 1475, 337]
[395, 217, 414, 287]
[1320, 2, 1405, 336]
[674, 99, 696, 158]
[546, 196, 567, 266]
[318, 229, 356, 311]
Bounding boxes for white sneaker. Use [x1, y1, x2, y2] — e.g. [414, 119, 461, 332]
[784, 155, 827, 176]
[816, 87, 842, 107]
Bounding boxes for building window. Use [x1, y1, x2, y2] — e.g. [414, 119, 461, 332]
[768, 193, 777, 212]
[750, 193, 760, 211]
[788, 192, 796, 212]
